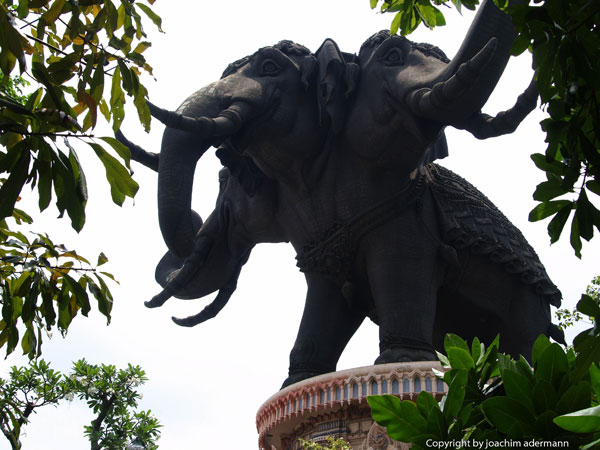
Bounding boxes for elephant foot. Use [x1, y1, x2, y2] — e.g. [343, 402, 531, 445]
[375, 347, 437, 365]
[281, 371, 327, 389]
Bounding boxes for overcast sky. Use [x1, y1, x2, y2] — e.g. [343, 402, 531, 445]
[2, 1, 599, 449]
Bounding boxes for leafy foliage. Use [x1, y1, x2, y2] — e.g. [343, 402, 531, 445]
[555, 276, 599, 330]
[370, 0, 600, 257]
[368, 285, 600, 449]
[0, 358, 160, 450]
[299, 436, 352, 450]
[0, 0, 161, 356]
[0, 359, 64, 449]
[1, 207, 115, 359]
[0, 72, 29, 104]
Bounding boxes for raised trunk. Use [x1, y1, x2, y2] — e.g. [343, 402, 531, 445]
[442, 0, 516, 116]
[409, 0, 518, 124]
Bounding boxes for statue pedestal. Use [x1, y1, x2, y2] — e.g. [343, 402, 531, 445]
[256, 361, 446, 450]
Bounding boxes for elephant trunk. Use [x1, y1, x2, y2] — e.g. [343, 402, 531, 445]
[154, 97, 254, 259]
[407, 0, 517, 125]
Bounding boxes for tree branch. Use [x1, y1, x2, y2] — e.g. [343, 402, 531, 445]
[90, 395, 115, 450]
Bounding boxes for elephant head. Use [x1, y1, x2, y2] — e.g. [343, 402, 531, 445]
[345, 0, 538, 173]
[151, 153, 286, 326]
[115, 131, 286, 326]
[150, 41, 324, 261]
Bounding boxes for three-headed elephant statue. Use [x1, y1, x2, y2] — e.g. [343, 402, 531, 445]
[121, 0, 563, 388]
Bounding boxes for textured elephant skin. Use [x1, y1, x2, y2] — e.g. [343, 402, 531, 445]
[126, 0, 564, 389]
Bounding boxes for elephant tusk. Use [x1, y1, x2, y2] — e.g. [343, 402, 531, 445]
[148, 100, 252, 138]
[171, 284, 234, 327]
[170, 249, 249, 327]
[461, 79, 539, 139]
[145, 235, 214, 309]
[406, 38, 497, 120]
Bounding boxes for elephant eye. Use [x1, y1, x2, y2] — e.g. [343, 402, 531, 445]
[261, 59, 281, 76]
[382, 48, 404, 65]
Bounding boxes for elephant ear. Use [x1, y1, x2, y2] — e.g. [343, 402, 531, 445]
[315, 39, 357, 135]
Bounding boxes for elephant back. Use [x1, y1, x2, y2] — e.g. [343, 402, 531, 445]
[426, 163, 561, 307]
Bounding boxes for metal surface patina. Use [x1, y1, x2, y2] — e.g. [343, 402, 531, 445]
[119, 0, 564, 390]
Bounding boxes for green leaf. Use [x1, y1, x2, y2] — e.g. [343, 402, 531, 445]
[511, 32, 530, 56]
[136, 3, 162, 32]
[530, 153, 566, 176]
[502, 369, 534, 412]
[533, 180, 569, 202]
[22, 275, 39, 323]
[532, 334, 551, 365]
[89, 142, 138, 206]
[97, 252, 109, 266]
[555, 381, 592, 415]
[481, 397, 536, 439]
[432, 7, 446, 26]
[88, 275, 112, 321]
[548, 201, 573, 244]
[587, 180, 600, 197]
[51, 147, 86, 231]
[471, 337, 483, 366]
[436, 351, 450, 367]
[370, 0, 379, 8]
[529, 200, 572, 222]
[41, 0, 67, 24]
[553, 405, 600, 433]
[570, 212, 582, 258]
[578, 294, 600, 319]
[532, 379, 558, 415]
[391, 12, 402, 36]
[572, 335, 600, 382]
[416, 4, 437, 28]
[63, 274, 90, 316]
[444, 334, 470, 354]
[426, 404, 448, 439]
[132, 73, 150, 132]
[416, 390, 439, 419]
[576, 190, 598, 241]
[110, 66, 125, 131]
[533, 410, 560, 439]
[33, 148, 53, 212]
[9, 272, 33, 297]
[590, 363, 600, 399]
[368, 395, 428, 442]
[0, 144, 30, 220]
[100, 137, 132, 169]
[443, 369, 467, 421]
[447, 347, 475, 370]
[535, 343, 568, 387]
[117, 60, 133, 95]
[21, 326, 35, 357]
[90, 54, 105, 104]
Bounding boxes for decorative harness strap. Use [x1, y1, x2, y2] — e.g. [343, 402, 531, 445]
[296, 173, 427, 293]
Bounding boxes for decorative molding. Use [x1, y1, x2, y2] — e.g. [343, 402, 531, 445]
[256, 362, 446, 449]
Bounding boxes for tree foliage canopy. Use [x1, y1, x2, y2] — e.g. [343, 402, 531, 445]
[0, 0, 160, 358]
[371, 0, 600, 257]
[0, 359, 160, 450]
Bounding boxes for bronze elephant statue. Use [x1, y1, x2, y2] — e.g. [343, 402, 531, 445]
[121, 0, 563, 388]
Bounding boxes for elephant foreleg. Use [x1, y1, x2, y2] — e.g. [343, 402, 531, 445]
[281, 273, 366, 389]
[363, 202, 445, 364]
